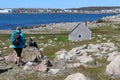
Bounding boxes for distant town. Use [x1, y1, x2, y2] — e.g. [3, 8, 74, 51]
[0, 7, 120, 14]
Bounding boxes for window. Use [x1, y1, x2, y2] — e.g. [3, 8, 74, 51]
[78, 34, 81, 38]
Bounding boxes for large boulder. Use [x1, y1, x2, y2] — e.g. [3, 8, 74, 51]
[22, 47, 41, 62]
[33, 59, 51, 72]
[106, 55, 120, 78]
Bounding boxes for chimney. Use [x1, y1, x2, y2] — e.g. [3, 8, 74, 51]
[85, 21, 87, 26]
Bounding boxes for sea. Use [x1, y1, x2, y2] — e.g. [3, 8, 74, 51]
[0, 13, 118, 30]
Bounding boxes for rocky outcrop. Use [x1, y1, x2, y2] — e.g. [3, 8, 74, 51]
[0, 42, 119, 80]
[101, 14, 120, 23]
[55, 42, 118, 69]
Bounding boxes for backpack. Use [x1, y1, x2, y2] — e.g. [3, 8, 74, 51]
[12, 32, 21, 46]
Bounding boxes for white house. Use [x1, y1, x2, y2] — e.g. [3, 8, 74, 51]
[0, 9, 12, 13]
[68, 23, 92, 41]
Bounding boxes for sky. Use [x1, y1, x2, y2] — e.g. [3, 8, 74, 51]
[0, 0, 120, 9]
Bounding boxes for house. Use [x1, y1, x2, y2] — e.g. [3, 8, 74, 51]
[0, 9, 12, 13]
[68, 23, 92, 41]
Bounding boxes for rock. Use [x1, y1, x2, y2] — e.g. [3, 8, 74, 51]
[64, 73, 90, 80]
[67, 45, 87, 59]
[54, 38, 58, 41]
[93, 52, 104, 59]
[97, 35, 102, 38]
[97, 40, 101, 42]
[107, 51, 120, 62]
[33, 59, 50, 72]
[2, 43, 6, 46]
[103, 38, 106, 40]
[84, 49, 98, 53]
[3, 47, 7, 50]
[87, 44, 101, 51]
[39, 36, 44, 39]
[48, 69, 60, 75]
[55, 50, 71, 61]
[101, 47, 109, 51]
[22, 47, 41, 62]
[25, 61, 34, 66]
[76, 55, 96, 65]
[4, 54, 16, 63]
[68, 45, 87, 55]
[0, 66, 13, 74]
[23, 62, 34, 71]
[54, 60, 66, 69]
[0, 57, 4, 61]
[39, 48, 44, 51]
[66, 64, 74, 68]
[73, 63, 81, 68]
[109, 47, 118, 51]
[9, 45, 12, 48]
[101, 43, 115, 48]
[101, 50, 107, 54]
[106, 55, 120, 78]
[23, 65, 32, 71]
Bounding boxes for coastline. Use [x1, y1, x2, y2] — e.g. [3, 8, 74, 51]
[0, 13, 117, 30]
[0, 14, 120, 34]
[0, 12, 119, 14]
[0, 21, 103, 34]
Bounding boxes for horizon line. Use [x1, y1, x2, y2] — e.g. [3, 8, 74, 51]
[1, 6, 120, 9]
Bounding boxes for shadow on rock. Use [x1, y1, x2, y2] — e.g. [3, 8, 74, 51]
[0, 67, 13, 74]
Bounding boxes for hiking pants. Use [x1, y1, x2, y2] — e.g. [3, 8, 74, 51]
[14, 48, 22, 58]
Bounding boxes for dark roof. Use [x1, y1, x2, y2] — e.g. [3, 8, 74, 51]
[69, 23, 81, 34]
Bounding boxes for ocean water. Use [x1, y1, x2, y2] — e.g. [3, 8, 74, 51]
[0, 13, 117, 30]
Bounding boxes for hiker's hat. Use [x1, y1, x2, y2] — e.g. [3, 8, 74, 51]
[16, 26, 21, 31]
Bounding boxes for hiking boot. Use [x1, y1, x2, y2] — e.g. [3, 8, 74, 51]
[15, 61, 20, 66]
[21, 61, 27, 66]
[15, 61, 17, 64]
[16, 63, 20, 66]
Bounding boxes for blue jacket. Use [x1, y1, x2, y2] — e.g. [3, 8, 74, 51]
[10, 30, 26, 48]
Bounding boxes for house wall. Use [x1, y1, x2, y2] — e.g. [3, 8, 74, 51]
[68, 23, 91, 41]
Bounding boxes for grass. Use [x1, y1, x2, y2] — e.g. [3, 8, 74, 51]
[0, 24, 120, 80]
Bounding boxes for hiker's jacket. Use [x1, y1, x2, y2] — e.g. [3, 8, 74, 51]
[10, 30, 26, 48]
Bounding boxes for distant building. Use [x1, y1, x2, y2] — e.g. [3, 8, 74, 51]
[38, 9, 44, 13]
[68, 23, 92, 41]
[0, 9, 12, 13]
[64, 9, 72, 13]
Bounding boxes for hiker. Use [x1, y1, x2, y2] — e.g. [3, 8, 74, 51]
[28, 38, 39, 49]
[28, 38, 44, 61]
[10, 27, 26, 66]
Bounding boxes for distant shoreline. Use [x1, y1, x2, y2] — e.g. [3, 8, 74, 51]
[0, 13, 119, 14]
[0, 13, 118, 30]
